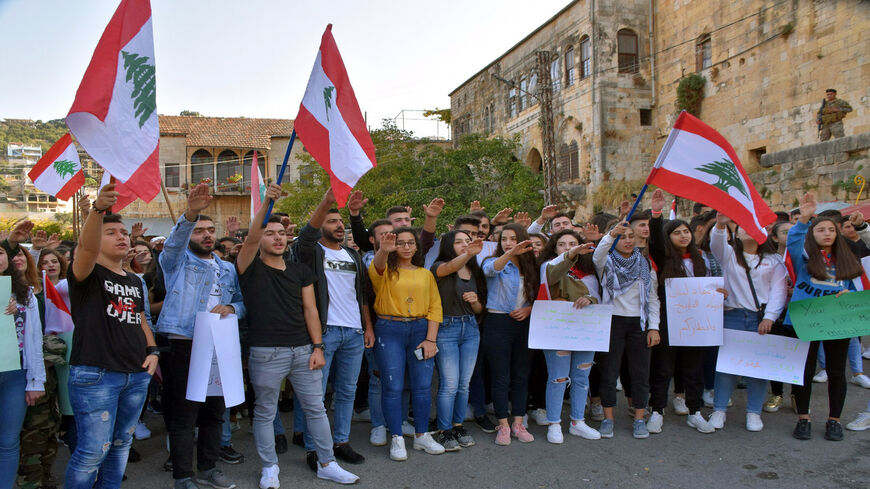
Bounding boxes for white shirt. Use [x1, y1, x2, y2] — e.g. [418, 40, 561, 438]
[593, 234, 661, 330]
[320, 244, 362, 329]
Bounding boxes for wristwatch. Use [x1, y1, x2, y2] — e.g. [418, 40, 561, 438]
[312, 343, 325, 351]
[146, 346, 160, 357]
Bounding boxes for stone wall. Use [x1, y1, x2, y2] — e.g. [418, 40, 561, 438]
[752, 132, 870, 210]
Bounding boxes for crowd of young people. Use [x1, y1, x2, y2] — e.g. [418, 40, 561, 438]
[0, 180, 868, 489]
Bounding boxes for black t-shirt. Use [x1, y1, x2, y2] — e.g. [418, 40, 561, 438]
[431, 261, 478, 317]
[68, 263, 147, 373]
[239, 256, 317, 347]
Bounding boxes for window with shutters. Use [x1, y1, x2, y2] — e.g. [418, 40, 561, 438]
[617, 29, 639, 74]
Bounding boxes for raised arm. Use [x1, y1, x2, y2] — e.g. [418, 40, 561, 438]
[72, 185, 117, 280]
[347, 191, 373, 253]
[434, 238, 483, 277]
[237, 183, 282, 275]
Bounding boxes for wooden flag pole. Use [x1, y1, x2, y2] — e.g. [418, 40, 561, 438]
[262, 129, 296, 227]
[161, 180, 177, 223]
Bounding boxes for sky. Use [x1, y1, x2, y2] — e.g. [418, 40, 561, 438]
[0, 0, 571, 138]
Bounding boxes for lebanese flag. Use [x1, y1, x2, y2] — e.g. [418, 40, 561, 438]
[294, 24, 376, 207]
[647, 111, 775, 244]
[28, 133, 85, 201]
[43, 273, 74, 335]
[250, 151, 265, 221]
[668, 199, 677, 220]
[66, 0, 160, 209]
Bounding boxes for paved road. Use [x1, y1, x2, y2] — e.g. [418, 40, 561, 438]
[52, 377, 870, 489]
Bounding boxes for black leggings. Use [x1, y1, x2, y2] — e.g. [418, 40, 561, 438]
[793, 338, 849, 417]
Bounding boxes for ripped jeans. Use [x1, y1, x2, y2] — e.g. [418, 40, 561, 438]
[64, 366, 151, 489]
[543, 350, 594, 423]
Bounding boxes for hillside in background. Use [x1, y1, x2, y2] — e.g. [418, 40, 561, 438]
[0, 118, 67, 154]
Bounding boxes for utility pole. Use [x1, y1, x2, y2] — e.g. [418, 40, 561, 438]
[536, 51, 557, 205]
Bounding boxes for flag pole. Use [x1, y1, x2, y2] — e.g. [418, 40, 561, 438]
[610, 183, 650, 251]
[262, 129, 296, 227]
[160, 180, 177, 223]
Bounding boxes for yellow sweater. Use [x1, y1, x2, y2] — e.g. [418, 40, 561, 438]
[368, 264, 443, 323]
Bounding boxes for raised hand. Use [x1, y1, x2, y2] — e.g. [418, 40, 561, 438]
[608, 220, 630, 238]
[849, 210, 865, 228]
[470, 200, 484, 212]
[799, 192, 816, 222]
[568, 242, 595, 258]
[424, 197, 445, 218]
[265, 183, 283, 202]
[45, 233, 61, 250]
[539, 204, 558, 222]
[507, 239, 533, 256]
[584, 222, 601, 241]
[9, 220, 34, 245]
[321, 187, 336, 204]
[492, 207, 513, 225]
[31, 229, 48, 249]
[347, 190, 368, 215]
[225, 216, 241, 235]
[716, 212, 731, 228]
[131, 222, 147, 239]
[95, 184, 118, 213]
[650, 189, 666, 213]
[466, 238, 484, 256]
[380, 232, 397, 253]
[619, 200, 631, 217]
[187, 183, 212, 214]
[514, 211, 532, 228]
[77, 194, 91, 217]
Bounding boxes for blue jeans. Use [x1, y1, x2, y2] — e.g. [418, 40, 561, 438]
[818, 337, 863, 374]
[0, 369, 27, 489]
[543, 350, 594, 423]
[435, 315, 480, 430]
[299, 326, 365, 450]
[374, 318, 434, 435]
[365, 349, 386, 428]
[713, 309, 767, 414]
[64, 366, 151, 489]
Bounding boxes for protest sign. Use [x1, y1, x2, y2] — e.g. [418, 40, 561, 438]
[665, 277, 725, 346]
[187, 312, 244, 407]
[715, 329, 810, 385]
[0, 276, 21, 373]
[788, 290, 870, 341]
[529, 300, 612, 352]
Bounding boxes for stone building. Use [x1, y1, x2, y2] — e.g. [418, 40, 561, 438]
[449, 0, 870, 214]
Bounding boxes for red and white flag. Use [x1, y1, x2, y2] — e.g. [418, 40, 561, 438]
[66, 0, 160, 211]
[668, 199, 677, 220]
[250, 151, 265, 221]
[294, 24, 376, 207]
[647, 111, 775, 243]
[43, 273, 74, 335]
[28, 133, 85, 201]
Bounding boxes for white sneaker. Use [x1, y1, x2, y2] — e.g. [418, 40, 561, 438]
[590, 402, 605, 421]
[846, 411, 870, 431]
[687, 412, 715, 433]
[547, 424, 563, 444]
[647, 411, 663, 434]
[863, 348, 870, 360]
[531, 408, 549, 426]
[673, 397, 689, 415]
[317, 461, 359, 485]
[134, 420, 151, 440]
[709, 410, 726, 429]
[616, 377, 623, 391]
[851, 374, 870, 389]
[369, 425, 387, 446]
[389, 435, 407, 461]
[569, 420, 601, 440]
[412, 432, 445, 454]
[812, 369, 828, 383]
[702, 390, 715, 408]
[401, 420, 415, 437]
[259, 464, 280, 489]
[352, 409, 370, 422]
[746, 413, 763, 432]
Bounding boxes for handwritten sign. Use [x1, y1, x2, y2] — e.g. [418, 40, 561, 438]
[665, 277, 724, 346]
[529, 301, 612, 352]
[715, 329, 810, 385]
[788, 290, 870, 341]
[187, 312, 245, 407]
[0, 276, 21, 373]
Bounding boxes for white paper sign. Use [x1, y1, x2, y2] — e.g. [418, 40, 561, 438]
[186, 312, 245, 407]
[529, 301, 612, 352]
[715, 329, 811, 385]
[665, 277, 724, 346]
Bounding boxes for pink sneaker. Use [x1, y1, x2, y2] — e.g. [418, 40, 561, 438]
[512, 422, 535, 443]
[495, 425, 511, 445]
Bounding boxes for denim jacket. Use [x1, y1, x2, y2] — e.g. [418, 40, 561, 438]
[155, 215, 246, 337]
[482, 257, 527, 313]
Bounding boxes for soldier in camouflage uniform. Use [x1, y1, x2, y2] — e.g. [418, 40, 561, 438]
[17, 335, 67, 489]
[817, 88, 852, 141]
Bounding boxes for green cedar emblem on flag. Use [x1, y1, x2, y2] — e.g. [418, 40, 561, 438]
[121, 50, 156, 128]
[53, 160, 77, 179]
[695, 159, 750, 199]
[323, 86, 335, 121]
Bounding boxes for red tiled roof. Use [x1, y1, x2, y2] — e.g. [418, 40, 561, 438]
[158, 115, 294, 150]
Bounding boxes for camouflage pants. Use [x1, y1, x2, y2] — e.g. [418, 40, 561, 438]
[819, 120, 845, 141]
[17, 363, 60, 489]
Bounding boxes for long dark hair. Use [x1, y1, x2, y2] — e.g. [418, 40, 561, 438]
[659, 219, 707, 282]
[804, 217, 863, 281]
[493, 223, 539, 305]
[1, 248, 30, 304]
[537, 229, 595, 274]
[731, 225, 775, 271]
[435, 230, 487, 303]
[386, 227, 424, 276]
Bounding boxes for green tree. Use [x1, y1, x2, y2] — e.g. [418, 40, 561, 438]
[179, 110, 201, 117]
[121, 51, 156, 127]
[423, 108, 451, 126]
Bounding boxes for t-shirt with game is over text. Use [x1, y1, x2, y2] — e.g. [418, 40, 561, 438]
[68, 263, 147, 373]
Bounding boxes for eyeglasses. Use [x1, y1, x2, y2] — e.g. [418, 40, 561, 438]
[395, 241, 416, 248]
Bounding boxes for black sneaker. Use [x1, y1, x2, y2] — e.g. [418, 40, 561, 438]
[825, 419, 844, 441]
[128, 447, 141, 463]
[435, 429, 461, 451]
[793, 419, 812, 440]
[275, 434, 288, 454]
[474, 415, 497, 433]
[292, 432, 304, 447]
[305, 451, 318, 472]
[219, 445, 244, 464]
[333, 443, 366, 464]
[452, 425, 475, 447]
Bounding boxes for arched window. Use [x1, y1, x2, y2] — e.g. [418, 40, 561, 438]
[579, 36, 591, 78]
[617, 29, 639, 74]
[565, 47, 575, 86]
[558, 141, 580, 181]
[190, 149, 212, 185]
[216, 150, 239, 189]
[243, 150, 267, 191]
[526, 148, 542, 174]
